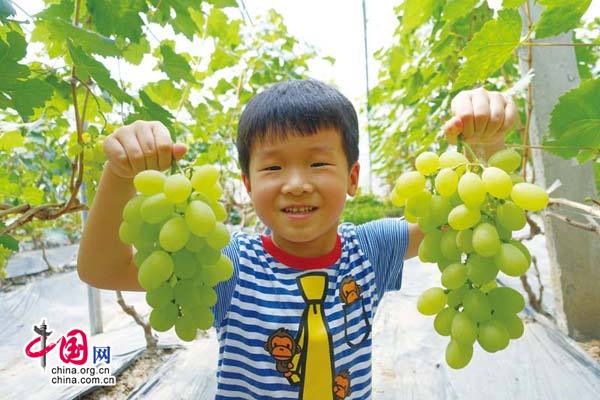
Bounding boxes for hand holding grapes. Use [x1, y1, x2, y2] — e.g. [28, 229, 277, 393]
[103, 120, 188, 179]
[442, 88, 518, 150]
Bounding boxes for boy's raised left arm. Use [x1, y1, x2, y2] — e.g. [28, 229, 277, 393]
[404, 88, 518, 260]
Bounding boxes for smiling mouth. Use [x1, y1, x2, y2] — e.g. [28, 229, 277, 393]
[281, 206, 318, 214]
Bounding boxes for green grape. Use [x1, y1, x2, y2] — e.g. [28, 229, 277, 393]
[206, 222, 231, 250]
[415, 151, 440, 176]
[434, 307, 457, 336]
[123, 195, 146, 223]
[497, 201, 526, 231]
[448, 205, 481, 231]
[149, 302, 178, 332]
[184, 305, 214, 330]
[175, 314, 198, 342]
[138, 250, 174, 290]
[418, 230, 443, 263]
[134, 223, 161, 251]
[462, 289, 492, 322]
[203, 182, 223, 203]
[429, 195, 452, 226]
[477, 319, 509, 352]
[174, 279, 202, 306]
[472, 223, 500, 257]
[196, 264, 222, 287]
[510, 173, 524, 184]
[441, 263, 467, 289]
[440, 230, 462, 261]
[159, 216, 191, 252]
[455, 229, 474, 253]
[119, 220, 141, 244]
[488, 287, 525, 314]
[451, 312, 477, 345]
[509, 240, 531, 266]
[482, 167, 512, 199]
[437, 257, 453, 273]
[197, 283, 218, 306]
[449, 191, 463, 206]
[418, 214, 438, 233]
[133, 237, 155, 253]
[403, 209, 418, 223]
[494, 243, 529, 277]
[163, 173, 193, 204]
[214, 254, 234, 282]
[439, 150, 468, 171]
[405, 190, 433, 217]
[494, 311, 524, 339]
[140, 193, 174, 224]
[495, 222, 512, 242]
[511, 183, 549, 211]
[488, 148, 521, 174]
[466, 254, 499, 285]
[447, 285, 469, 308]
[191, 164, 220, 192]
[185, 200, 216, 237]
[146, 283, 174, 308]
[390, 187, 406, 207]
[435, 168, 458, 197]
[417, 287, 447, 316]
[446, 339, 473, 369]
[133, 248, 153, 269]
[394, 171, 426, 198]
[210, 201, 228, 223]
[458, 172, 486, 208]
[480, 280, 498, 293]
[134, 170, 166, 195]
[196, 245, 222, 266]
[185, 234, 207, 253]
[172, 249, 198, 279]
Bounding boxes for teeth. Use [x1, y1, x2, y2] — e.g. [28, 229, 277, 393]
[284, 207, 315, 213]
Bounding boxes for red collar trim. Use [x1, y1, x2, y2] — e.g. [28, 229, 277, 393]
[260, 234, 341, 270]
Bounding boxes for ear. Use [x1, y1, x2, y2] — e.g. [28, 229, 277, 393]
[241, 173, 251, 194]
[347, 161, 360, 197]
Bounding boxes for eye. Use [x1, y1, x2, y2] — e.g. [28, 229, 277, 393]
[312, 163, 329, 167]
[263, 166, 281, 171]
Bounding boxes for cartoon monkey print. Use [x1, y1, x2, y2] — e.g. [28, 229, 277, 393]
[264, 328, 302, 378]
[333, 370, 352, 399]
[340, 276, 361, 305]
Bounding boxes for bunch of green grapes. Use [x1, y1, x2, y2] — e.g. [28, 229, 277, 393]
[118, 164, 233, 342]
[391, 148, 549, 369]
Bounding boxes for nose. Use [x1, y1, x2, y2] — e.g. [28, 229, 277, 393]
[281, 169, 314, 196]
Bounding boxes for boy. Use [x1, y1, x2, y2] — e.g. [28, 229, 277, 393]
[78, 79, 516, 399]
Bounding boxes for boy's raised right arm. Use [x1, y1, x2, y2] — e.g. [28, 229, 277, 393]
[77, 121, 186, 291]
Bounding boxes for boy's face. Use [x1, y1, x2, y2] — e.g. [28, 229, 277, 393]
[241, 127, 359, 256]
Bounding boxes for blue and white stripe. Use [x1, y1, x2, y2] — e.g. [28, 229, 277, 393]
[210, 218, 409, 399]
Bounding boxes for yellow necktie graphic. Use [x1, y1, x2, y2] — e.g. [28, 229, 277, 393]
[290, 271, 335, 400]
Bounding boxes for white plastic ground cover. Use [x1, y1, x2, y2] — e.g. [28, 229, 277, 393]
[5, 244, 79, 278]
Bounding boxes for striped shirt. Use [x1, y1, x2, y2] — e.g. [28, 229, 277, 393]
[211, 218, 409, 400]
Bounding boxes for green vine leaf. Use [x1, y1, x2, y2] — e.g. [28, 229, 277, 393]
[442, 0, 477, 24]
[546, 78, 600, 159]
[535, 0, 592, 39]
[67, 40, 133, 103]
[454, 9, 521, 90]
[401, 0, 435, 33]
[0, 234, 19, 252]
[157, 42, 196, 83]
[86, 0, 147, 42]
[0, 0, 15, 22]
[503, 0, 525, 8]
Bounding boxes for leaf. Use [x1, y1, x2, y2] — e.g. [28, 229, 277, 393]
[139, 90, 174, 127]
[547, 78, 600, 160]
[87, 0, 146, 42]
[0, 0, 15, 22]
[503, 0, 525, 8]
[535, 0, 591, 39]
[0, 30, 29, 83]
[121, 36, 150, 65]
[144, 80, 181, 109]
[67, 40, 133, 103]
[208, 46, 237, 72]
[0, 234, 19, 252]
[0, 131, 24, 150]
[442, 0, 477, 23]
[402, 0, 435, 33]
[1, 79, 54, 121]
[158, 43, 195, 83]
[209, 0, 238, 7]
[454, 10, 521, 90]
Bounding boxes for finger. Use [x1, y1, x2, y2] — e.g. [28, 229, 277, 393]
[451, 91, 475, 140]
[500, 96, 518, 134]
[443, 116, 463, 145]
[116, 129, 146, 174]
[152, 122, 173, 171]
[472, 88, 491, 138]
[484, 92, 506, 139]
[103, 135, 131, 172]
[135, 123, 159, 171]
[106, 159, 134, 179]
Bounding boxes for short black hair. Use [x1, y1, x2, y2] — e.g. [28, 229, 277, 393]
[236, 79, 359, 178]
